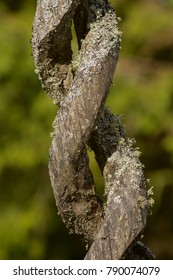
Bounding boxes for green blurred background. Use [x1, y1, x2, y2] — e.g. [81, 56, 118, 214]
[0, 0, 173, 259]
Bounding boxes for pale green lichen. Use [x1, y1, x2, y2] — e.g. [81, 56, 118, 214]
[147, 186, 155, 208]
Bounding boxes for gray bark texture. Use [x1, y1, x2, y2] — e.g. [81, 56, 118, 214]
[32, 0, 154, 259]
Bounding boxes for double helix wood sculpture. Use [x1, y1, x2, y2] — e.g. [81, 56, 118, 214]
[32, 0, 154, 259]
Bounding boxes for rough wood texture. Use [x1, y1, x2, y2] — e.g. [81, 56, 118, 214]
[85, 110, 150, 259]
[32, 0, 154, 259]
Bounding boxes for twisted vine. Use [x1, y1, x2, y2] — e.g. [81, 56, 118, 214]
[32, 0, 154, 259]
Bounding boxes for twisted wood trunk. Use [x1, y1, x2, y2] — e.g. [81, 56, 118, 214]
[32, 0, 154, 259]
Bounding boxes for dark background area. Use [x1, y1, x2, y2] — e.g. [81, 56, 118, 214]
[0, 0, 173, 259]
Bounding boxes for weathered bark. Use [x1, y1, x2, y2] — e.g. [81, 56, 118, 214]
[32, 0, 154, 259]
[85, 109, 150, 259]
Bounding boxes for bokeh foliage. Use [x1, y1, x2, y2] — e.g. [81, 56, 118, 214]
[0, 0, 173, 259]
